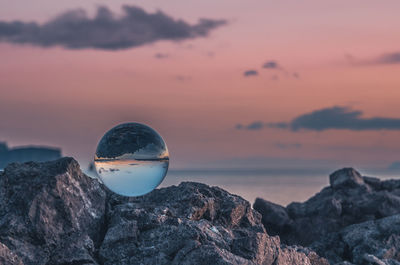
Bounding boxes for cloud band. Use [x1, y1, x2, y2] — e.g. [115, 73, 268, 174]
[0, 6, 227, 50]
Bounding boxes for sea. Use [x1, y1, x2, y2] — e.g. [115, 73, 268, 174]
[4, 165, 399, 207]
[161, 168, 399, 206]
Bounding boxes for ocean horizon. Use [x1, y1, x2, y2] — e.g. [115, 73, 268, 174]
[162, 168, 400, 206]
[4, 164, 399, 206]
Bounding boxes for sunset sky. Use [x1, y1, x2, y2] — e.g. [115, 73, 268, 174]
[1, 0, 400, 171]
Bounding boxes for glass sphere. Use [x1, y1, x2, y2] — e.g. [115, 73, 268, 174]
[94, 123, 169, 196]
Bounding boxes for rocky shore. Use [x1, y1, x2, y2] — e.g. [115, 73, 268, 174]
[254, 168, 400, 265]
[0, 158, 398, 264]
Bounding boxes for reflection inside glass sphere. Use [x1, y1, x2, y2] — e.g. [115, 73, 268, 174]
[94, 123, 169, 196]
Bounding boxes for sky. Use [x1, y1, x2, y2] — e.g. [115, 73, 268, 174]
[1, 0, 400, 172]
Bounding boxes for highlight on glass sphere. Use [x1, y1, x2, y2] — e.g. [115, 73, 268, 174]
[94, 123, 169, 197]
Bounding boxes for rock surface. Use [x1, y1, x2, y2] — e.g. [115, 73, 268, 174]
[0, 158, 107, 265]
[0, 158, 328, 265]
[312, 214, 400, 265]
[254, 168, 400, 265]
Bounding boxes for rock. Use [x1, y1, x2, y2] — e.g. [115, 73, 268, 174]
[100, 182, 327, 265]
[312, 214, 400, 265]
[254, 168, 400, 265]
[0, 158, 328, 265]
[0, 242, 24, 265]
[0, 157, 106, 265]
[278, 245, 330, 265]
[253, 198, 293, 237]
[329, 168, 364, 189]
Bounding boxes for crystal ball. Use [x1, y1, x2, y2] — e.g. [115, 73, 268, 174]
[94, 123, 169, 196]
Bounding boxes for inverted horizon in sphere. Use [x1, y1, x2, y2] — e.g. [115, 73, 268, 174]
[94, 123, 169, 196]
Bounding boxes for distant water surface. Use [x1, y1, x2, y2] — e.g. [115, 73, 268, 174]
[161, 169, 399, 206]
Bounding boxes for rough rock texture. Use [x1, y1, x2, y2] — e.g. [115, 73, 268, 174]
[0, 158, 107, 265]
[254, 168, 400, 265]
[312, 214, 400, 264]
[101, 183, 329, 265]
[0, 158, 327, 265]
[329, 168, 365, 189]
[253, 199, 292, 237]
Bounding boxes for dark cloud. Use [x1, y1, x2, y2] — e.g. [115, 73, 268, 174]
[263, 61, 279, 69]
[243, 70, 258, 77]
[236, 121, 264, 130]
[0, 5, 227, 50]
[268, 106, 400, 131]
[352, 52, 400, 65]
[246, 121, 264, 130]
[256, 60, 300, 80]
[154, 53, 169, 59]
[375, 52, 400, 64]
[268, 122, 288, 129]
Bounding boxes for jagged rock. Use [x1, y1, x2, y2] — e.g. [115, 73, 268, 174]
[312, 214, 400, 265]
[0, 158, 106, 265]
[100, 182, 327, 265]
[254, 168, 400, 265]
[329, 168, 364, 189]
[0, 242, 24, 265]
[278, 245, 330, 265]
[0, 158, 328, 265]
[253, 198, 293, 237]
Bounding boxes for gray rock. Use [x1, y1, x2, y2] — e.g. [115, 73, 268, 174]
[329, 168, 364, 189]
[254, 168, 400, 265]
[313, 214, 400, 265]
[100, 182, 327, 265]
[253, 198, 293, 237]
[0, 242, 24, 265]
[0, 158, 328, 265]
[0, 157, 106, 265]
